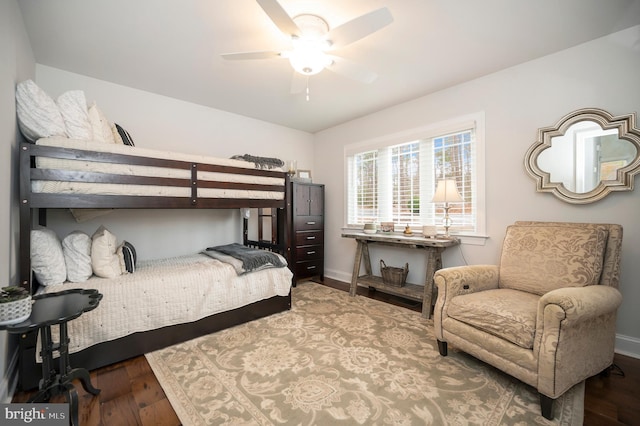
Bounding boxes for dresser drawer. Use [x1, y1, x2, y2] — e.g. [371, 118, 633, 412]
[295, 260, 324, 278]
[295, 246, 323, 260]
[295, 231, 324, 246]
[294, 216, 323, 231]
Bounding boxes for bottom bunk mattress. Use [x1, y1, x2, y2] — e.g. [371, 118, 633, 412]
[37, 253, 293, 355]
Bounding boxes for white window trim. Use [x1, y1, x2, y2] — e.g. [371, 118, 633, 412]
[343, 112, 487, 241]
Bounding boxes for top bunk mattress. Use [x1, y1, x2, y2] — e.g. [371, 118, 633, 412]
[29, 137, 285, 200]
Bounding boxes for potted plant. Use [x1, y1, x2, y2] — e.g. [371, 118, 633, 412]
[0, 286, 32, 325]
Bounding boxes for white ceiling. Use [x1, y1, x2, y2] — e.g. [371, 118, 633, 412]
[18, 0, 640, 133]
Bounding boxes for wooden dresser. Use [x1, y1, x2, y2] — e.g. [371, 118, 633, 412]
[291, 182, 324, 283]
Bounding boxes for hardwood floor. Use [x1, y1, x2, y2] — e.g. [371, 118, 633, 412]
[12, 278, 640, 425]
[12, 355, 180, 426]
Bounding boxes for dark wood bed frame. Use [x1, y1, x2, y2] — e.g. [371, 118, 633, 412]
[18, 142, 293, 390]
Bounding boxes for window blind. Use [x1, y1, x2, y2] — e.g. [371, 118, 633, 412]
[346, 116, 481, 235]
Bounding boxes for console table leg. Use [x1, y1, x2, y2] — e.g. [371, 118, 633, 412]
[361, 242, 372, 276]
[422, 248, 443, 319]
[349, 241, 364, 296]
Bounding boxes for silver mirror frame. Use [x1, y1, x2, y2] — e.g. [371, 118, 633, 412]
[525, 108, 640, 204]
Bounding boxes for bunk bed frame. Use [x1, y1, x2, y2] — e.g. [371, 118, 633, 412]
[18, 141, 293, 390]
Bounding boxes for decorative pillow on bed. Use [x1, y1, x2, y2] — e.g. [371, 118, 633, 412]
[115, 123, 135, 146]
[91, 226, 122, 278]
[62, 231, 93, 282]
[87, 102, 116, 144]
[118, 241, 137, 273]
[15, 80, 67, 142]
[31, 228, 67, 286]
[111, 123, 124, 144]
[56, 90, 93, 140]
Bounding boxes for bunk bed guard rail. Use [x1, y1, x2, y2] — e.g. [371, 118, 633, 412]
[19, 142, 293, 290]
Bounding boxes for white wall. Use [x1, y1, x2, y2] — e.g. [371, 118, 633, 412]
[315, 26, 640, 358]
[35, 66, 315, 260]
[0, 0, 35, 402]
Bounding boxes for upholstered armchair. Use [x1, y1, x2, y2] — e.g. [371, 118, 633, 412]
[433, 221, 623, 419]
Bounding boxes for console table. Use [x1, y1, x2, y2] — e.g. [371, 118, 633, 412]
[342, 231, 459, 319]
[1, 288, 102, 426]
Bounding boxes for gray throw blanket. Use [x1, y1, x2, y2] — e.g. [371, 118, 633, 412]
[230, 154, 284, 170]
[203, 243, 286, 275]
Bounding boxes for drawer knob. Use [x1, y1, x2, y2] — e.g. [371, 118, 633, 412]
[306, 221, 316, 225]
[307, 265, 317, 270]
[307, 251, 316, 255]
[306, 236, 316, 240]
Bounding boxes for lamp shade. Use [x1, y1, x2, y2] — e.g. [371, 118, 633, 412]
[431, 179, 463, 203]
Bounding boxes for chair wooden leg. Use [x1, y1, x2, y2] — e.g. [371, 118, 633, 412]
[539, 393, 554, 420]
[437, 340, 447, 356]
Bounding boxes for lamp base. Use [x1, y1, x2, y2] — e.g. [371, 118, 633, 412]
[442, 204, 453, 237]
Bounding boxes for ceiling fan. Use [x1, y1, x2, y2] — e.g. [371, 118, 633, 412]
[221, 0, 393, 94]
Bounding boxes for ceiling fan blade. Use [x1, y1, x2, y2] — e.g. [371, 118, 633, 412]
[326, 7, 393, 49]
[256, 0, 301, 37]
[290, 71, 307, 94]
[221, 51, 282, 60]
[326, 55, 378, 84]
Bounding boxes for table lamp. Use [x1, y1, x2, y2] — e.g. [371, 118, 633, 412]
[431, 179, 463, 237]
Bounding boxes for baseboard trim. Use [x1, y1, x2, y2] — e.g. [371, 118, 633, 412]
[615, 333, 640, 359]
[325, 269, 352, 284]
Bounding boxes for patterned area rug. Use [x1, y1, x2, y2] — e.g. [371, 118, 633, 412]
[146, 282, 584, 425]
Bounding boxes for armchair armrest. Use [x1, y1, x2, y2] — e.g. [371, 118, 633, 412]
[434, 265, 500, 298]
[535, 285, 622, 398]
[538, 285, 622, 324]
[433, 265, 499, 339]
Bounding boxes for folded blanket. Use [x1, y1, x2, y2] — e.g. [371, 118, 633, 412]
[202, 243, 287, 275]
[230, 154, 284, 170]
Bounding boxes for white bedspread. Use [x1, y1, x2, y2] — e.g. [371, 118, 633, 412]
[32, 138, 285, 199]
[39, 254, 292, 354]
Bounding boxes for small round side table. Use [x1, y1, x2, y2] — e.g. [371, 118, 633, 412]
[0, 288, 103, 426]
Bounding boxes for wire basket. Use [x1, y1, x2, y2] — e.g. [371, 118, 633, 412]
[0, 296, 32, 325]
[380, 260, 408, 287]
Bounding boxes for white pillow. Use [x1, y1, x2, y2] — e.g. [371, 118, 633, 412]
[91, 226, 122, 278]
[87, 102, 116, 144]
[57, 90, 93, 140]
[62, 231, 93, 282]
[31, 228, 67, 286]
[16, 80, 67, 142]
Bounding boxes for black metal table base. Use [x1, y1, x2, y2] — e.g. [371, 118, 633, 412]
[32, 322, 101, 426]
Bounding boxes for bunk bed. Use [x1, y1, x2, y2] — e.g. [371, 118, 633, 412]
[18, 137, 293, 390]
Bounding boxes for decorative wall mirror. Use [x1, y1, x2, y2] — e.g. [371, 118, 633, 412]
[525, 108, 640, 204]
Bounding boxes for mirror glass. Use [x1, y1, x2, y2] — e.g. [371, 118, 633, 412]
[536, 121, 637, 193]
[525, 108, 640, 204]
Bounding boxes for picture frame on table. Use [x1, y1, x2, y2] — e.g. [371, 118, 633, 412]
[294, 169, 312, 182]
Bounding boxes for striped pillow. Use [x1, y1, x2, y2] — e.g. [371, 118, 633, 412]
[115, 123, 135, 146]
[119, 241, 137, 273]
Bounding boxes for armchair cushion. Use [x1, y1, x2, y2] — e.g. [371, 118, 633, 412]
[448, 289, 539, 349]
[499, 225, 608, 295]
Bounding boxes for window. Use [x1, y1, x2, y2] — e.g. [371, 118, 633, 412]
[346, 113, 485, 236]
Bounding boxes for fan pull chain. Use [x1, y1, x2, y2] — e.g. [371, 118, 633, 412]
[306, 77, 310, 101]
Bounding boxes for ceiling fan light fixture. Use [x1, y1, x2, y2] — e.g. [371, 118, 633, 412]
[222, 3, 393, 86]
[288, 14, 331, 76]
[288, 41, 331, 75]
